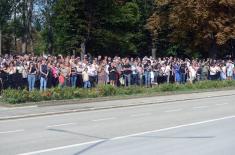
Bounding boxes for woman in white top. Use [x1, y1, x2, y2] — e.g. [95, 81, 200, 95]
[209, 63, 218, 80]
[226, 60, 234, 80]
[165, 63, 171, 84]
[188, 64, 196, 84]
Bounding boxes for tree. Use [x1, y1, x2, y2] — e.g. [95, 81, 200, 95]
[85, 0, 141, 56]
[35, 0, 56, 54]
[52, 0, 86, 54]
[20, 0, 35, 53]
[51, 0, 142, 56]
[147, 0, 235, 58]
[0, 0, 154, 56]
[0, 0, 13, 55]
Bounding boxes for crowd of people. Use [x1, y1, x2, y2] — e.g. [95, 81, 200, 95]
[0, 54, 235, 92]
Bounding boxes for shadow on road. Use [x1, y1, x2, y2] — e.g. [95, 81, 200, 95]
[48, 128, 108, 140]
[136, 135, 215, 139]
[73, 140, 107, 155]
[47, 128, 109, 155]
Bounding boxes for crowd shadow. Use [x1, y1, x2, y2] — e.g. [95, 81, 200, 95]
[73, 140, 107, 155]
[136, 135, 215, 139]
[48, 128, 108, 140]
[48, 128, 109, 155]
[47, 128, 215, 154]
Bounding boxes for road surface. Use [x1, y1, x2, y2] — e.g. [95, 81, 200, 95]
[0, 94, 235, 155]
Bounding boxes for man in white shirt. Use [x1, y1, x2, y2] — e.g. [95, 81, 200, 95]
[87, 63, 97, 87]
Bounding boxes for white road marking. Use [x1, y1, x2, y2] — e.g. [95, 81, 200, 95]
[46, 123, 76, 128]
[92, 117, 116, 122]
[0, 129, 25, 134]
[193, 106, 208, 109]
[216, 103, 229, 106]
[17, 140, 105, 155]
[111, 115, 235, 140]
[17, 115, 235, 155]
[165, 109, 182, 113]
[131, 113, 151, 117]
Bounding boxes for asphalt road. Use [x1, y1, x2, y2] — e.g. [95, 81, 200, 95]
[0, 94, 235, 155]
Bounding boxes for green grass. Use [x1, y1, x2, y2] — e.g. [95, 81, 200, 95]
[2, 80, 235, 104]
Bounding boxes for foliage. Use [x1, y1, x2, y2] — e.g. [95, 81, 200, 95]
[146, 0, 235, 57]
[1, 0, 235, 57]
[0, 0, 13, 28]
[2, 80, 235, 104]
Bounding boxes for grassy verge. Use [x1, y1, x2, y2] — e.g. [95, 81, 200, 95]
[2, 80, 235, 104]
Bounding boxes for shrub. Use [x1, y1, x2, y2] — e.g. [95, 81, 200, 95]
[117, 86, 145, 95]
[87, 89, 99, 98]
[159, 83, 182, 92]
[2, 80, 235, 104]
[28, 91, 42, 102]
[97, 85, 117, 96]
[2, 89, 27, 104]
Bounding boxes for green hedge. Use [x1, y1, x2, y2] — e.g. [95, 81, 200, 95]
[2, 80, 235, 104]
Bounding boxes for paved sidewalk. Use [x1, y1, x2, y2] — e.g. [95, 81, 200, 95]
[0, 89, 235, 120]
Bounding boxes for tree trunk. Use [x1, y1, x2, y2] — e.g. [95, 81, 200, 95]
[0, 29, 2, 55]
[152, 48, 156, 59]
[81, 41, 86, 60]
[22, 36, 27, 54]
[209, 33, 217, 59]
[28, 0, 33, 53]
[14, 0, 17, 52]
[45, 0, 54, 54]
[231, 39, 234, 58]
[22, 0, 27, 54]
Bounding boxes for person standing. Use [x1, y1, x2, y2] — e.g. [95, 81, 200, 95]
[87, 63, 96, 88]
[174, 62, 181, 84]
[144, 60, 151, 87]
[82, 67, 90, 88]
[64, 62, 71, 87]
[109, 62, 117, 86]
[201, 63, 209, 81]
[165, 62, 171, 84]
[40, 59, 48, 91]
[98, 63, 106, 85]
[7, 63, 17, 88]
[27, 62, 37, 91]
[209, 63, 217, 80]
[226, 60, 234, 80]
[220, 63, 227, 80]
[70, 61, 78, 88]
[122, 59, 132, 87]
[131, 61, 138, 85]
[188, 63, 196, 83]
[51, 63, 59, 87]
[136, 62, 144, 86]
[180, 62, 187, 84]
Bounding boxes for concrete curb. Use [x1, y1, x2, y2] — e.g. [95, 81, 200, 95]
[1, 93, 235, 121]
